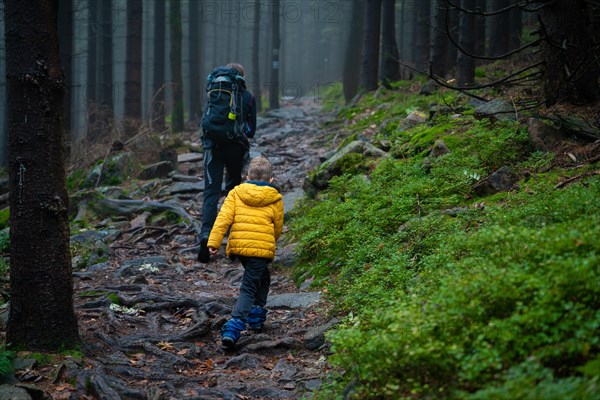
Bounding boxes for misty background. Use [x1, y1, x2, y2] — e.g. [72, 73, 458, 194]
[0, 0, 534, 167]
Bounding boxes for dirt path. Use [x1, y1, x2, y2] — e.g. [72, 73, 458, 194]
[64, 99, 335, 400]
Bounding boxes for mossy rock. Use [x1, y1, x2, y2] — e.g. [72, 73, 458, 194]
[307, 140, 387, 191]
[82, 152, 136, 188]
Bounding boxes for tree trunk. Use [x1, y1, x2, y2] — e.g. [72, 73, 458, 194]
[540, 0, 600, 105]
[446, 0, 459, 71]
[474, 10, 486, 65]
[402, 0, 415, 66]
[5, 0, 80, 350]
[58, 0, 73, 138]
[86, 0, 98, 138]
[152, 0, 166, 132]
[188, 0, 202, 124]
[488, 0, 510, 57]
[0, 5, 6, 168]
[169, 0, 184, 132]
[360, 0, 382, 92]
[509, 5, 522, 51]
[430, 0, 449, 78]
[414, 0, 431, 72]
[124, 0, 143, 137]
[457, 0, 476, 86]
[343, 0, 365, 102]
[380, 0, 400, 84]
[99, 0, 113, 115]
[252, 0, 262, 112]
[269, 0, 280, 110]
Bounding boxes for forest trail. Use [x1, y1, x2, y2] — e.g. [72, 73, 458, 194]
[63, 99, 334, 399]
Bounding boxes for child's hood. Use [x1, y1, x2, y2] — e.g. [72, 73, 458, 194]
[234, 182, 282, 207]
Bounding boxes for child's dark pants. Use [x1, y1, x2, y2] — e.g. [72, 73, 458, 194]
[231, 256, 271, 320]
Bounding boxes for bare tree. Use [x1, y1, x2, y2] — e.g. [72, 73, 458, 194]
[474, 5, 486, 65]
[431, 0, 450, 78]
[457, 0, 476, 86]
[488, 0, 510, 57]
[414, 0, 431, 72]
[401, 0, 416, 69]
[99, 0, 113, 116]
[152, 0, 166, 132]
[424, 0, 598, 112]
[124, 0, 143, 136]
[169, 0, 184, 132]
[188, 0, 202, 123]
[5, 0, 80, 350]
[269, 0, 280, 110]
[539, 0, 600, 105]
[509, 5, 522, 51]
[360, 0, 382, 91]
[380, 0, 400, 84]
[343, 0, 365, 102]
[445, 0, 459, 70]
[86, 0, 99, 138]
[252, 0, 262, 112]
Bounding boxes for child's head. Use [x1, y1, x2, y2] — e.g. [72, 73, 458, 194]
[247, 157, 273, 182]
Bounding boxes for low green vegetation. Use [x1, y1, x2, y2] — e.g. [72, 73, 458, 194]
[0, 208, 9, 230]
[0, 348, 15, 379]
[0, 228, 9, 253]
[289, 88, 599, 399]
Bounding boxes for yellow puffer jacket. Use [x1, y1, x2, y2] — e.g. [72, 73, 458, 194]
[207, 182, 284, 259]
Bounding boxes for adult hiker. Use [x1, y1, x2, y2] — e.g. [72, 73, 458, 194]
[198, 62, 257, 263]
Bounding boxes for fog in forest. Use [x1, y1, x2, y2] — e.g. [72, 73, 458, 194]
[0, 1, 361, 163]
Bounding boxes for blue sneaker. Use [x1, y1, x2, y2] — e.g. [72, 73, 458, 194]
[221, 318, 246, 348]
[247, 306, 268, 332]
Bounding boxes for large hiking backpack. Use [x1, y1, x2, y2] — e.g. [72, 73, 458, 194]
[200, 66, 246, 143]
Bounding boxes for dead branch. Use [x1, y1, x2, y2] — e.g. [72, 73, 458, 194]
[545, 115, 600, 142]
[443, 0, 559, 16]
[554, 170, 600, 189]
[443, 0, 542, 61]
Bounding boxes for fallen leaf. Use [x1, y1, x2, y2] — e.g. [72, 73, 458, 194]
[157, 341, 175, 352]
[263, 362, 274, 370]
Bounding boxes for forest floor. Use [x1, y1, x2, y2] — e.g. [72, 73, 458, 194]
[3, 98, 339, 400]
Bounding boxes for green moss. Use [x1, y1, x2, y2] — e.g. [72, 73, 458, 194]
[30, 352, 53, 365]
[106, 293, 120, 305]
[0, 208, 9, 230]
[289, 86, 600, 399]
[0, 349, 15, 378]
[66, 169, 86, 193]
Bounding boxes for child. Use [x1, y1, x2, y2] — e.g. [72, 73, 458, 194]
[207, 156, 284, 348]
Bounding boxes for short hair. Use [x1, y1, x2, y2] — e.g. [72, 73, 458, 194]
[247, 157, 273, 182]
[226, 62, 245, 77]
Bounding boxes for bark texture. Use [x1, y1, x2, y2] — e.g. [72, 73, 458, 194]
[124, 0, 143, 135]
[360, 0, 382, 91]
[5, 0, 79, 350]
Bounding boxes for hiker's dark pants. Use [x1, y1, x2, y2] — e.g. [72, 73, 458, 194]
[200, 145, 249, 240]
[232, 256, 271, 320]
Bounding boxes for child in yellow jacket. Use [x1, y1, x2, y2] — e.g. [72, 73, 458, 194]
[207, 156, 284, 348]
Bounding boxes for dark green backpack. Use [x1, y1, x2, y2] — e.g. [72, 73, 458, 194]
[200, 66, 246, 143]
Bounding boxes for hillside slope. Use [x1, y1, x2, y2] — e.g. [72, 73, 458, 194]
[288, 84, 600, 399]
